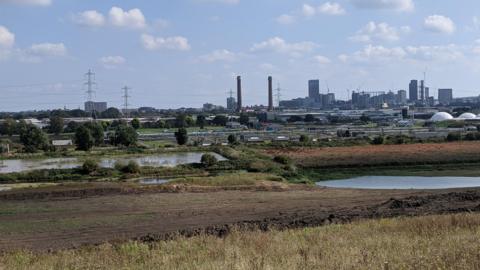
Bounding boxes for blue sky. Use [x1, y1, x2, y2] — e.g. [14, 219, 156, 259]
[0, 0, 480, 111]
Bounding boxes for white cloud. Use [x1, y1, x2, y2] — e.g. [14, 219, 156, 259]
[141, 34, 191, 51]
[406, 45, 463, 61]
[424, 15, 455, 34]
[99, 55, 126, 68]
[302, 4, 316, 17]
[109, 7, 146, 30]
[197, 0, 239, 4]
[20, 42, 67, 62]
[200, 49, 236, 62]
[318, 2, 346, 15]
[343, 44, 466, 64]
[276, 14, 296, 25]
[250, 37, 317, 56]
[26, 43, 66, 57]
[314, 55, 332, 64]
[0, 0, 51, 6]
[72, 10, 106, 27]
[350, 0, 414, 12]
[350, 22, 405, 43]
[0, 26, 15, 48]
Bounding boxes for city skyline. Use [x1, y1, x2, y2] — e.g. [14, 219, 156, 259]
[1, 0, 480, 111]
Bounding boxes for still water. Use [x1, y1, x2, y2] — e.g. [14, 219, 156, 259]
[0, 152, 227, 174]
[317, 176, 480, 190]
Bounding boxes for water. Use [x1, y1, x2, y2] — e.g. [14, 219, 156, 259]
[317, 176, 480, 190]
[139, 179, 170, 185]
[0, 152, 227, 174]
[0, 186, 12, 192]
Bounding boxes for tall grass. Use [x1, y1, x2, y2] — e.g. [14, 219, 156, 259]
[2, 213, 480, 269]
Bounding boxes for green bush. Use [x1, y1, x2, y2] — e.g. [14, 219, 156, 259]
[201, 153, 218, 167]
[117, 161, 141, 174]
[299, 134, 310, 143]
[371, 136, 385, 145]
[82, 159, 99, 174]
[273, 155, 291, 165]
[446, 132, 462, 142]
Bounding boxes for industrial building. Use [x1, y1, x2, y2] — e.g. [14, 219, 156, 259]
[438, 89, 453, 105]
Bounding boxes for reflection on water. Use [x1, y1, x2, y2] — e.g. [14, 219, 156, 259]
[317, 176, 480, 190]
[0, 152, 227, 174]
[139, 179, 170, 185]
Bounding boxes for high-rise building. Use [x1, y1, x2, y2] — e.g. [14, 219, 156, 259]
[84, 101, 107, 113]
[438, 89, 453, 105]
[420, 80, 425, 101]
[308, 80, 320, 101]
[397, 90, 407, 104]
[409, 80, 418, 101]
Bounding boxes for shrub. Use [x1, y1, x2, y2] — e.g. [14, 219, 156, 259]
[201, 153, 218, 167]
[120, 161, 141, 174]
[273, 155, 291, 165]
[464, 133, 477, 141]
[82, 159, 99, 174]
[371, 136, 385, 145]
[446, 132, 461, 142]
[227, 134, 237, 145]
[175, 128, 188, 145]
[299, 134, 310, 143]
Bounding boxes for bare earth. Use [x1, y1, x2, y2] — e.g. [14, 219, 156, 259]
[263, 142, 480, 167]
[1, 185, 479, 252]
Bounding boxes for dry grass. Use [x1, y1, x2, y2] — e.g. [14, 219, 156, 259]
[264, 142, 480, 167]
[2, 213, 480, 270]
[169, 173, 285, 187]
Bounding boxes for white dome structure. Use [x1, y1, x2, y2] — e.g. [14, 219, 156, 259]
[430, 112, 454, 122]
[458, 113, 477, 119]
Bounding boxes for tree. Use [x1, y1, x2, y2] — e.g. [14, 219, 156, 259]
[175, 114, 188, 128]
[20, 125, 50, 153]
[228, 134, 237, 145]
[305, 114, 316, 123]
[239, 113, 250, 125]
[113, 125, 138, 146]
[100, 107, 121, 119]
[299, 134, 310, 143]
[48, 116, 64, 135]
[288, 115, 303, 123]
[84, 122, 105, 146]
[360, 114, 371, 123]
[371, 136, 385, 145]
[131, 118, 141, 130]
[201, 153, 218, 167]
[64, 121, 80, 133]
[212, 115, 228, 126]
[175, 128, 188, 145]
[75, 125, 94, 151]
[82, 159, 99, 174]
[0, 118, 16, 136]
[196, 115, 207, 129]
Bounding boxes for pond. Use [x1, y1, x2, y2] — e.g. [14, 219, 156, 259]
[139, 179, 170, 185]
[316, 176, 480, 190]
[0, 152, 227, 174]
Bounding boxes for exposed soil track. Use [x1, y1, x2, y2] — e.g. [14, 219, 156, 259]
[0, 185, 479, 252]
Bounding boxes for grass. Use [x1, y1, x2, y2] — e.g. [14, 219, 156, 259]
[2, 213, 479, 269]
[170, 173, 285, 187]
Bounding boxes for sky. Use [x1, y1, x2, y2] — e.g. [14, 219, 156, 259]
[1, 0, 480, 111]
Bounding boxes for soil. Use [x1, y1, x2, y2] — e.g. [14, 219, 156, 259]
[0, 184, 479, 252]
[263, 142, 480, 167]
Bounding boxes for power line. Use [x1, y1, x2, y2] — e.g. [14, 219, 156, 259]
[84, 69, 96, 102]
[122, 86, 131, 118]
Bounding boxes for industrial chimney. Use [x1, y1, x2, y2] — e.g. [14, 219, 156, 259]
[268, 76, 273, 112]
[237, 76, 242, 112]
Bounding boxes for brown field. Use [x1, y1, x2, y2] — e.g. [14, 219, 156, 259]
[264, 141, 480, 167]
[0, 184, 479, 252]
